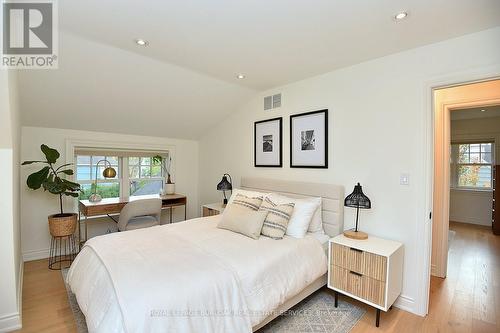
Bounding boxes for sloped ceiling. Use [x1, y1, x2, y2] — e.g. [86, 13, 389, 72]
[18, 32, 255, 139]
[18, 0, 500, 139]
[57, 0, 500, 89]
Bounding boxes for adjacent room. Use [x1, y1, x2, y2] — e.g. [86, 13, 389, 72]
[1, 1, 499, 333]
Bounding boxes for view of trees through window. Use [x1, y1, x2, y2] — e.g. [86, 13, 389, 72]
[451, 143, 493, 189]
[76, 153, 166, 200]
[129, 157, 163, 196]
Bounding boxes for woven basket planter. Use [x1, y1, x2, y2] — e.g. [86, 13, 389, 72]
[48, 213, 77, 237]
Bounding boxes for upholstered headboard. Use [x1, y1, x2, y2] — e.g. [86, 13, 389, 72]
[240, 177, 344, 237]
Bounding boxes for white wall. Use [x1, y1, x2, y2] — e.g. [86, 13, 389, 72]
[0, 70, 22, 330]
[450, 189, 492, 226]
[449, 116, 500, 226]
[198, 27, 500, 315]
[21, 126, 199, 261]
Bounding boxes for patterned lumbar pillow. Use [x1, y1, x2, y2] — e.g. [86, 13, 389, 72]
[259, 197, 295, 239]
[232, 193, 263, 211]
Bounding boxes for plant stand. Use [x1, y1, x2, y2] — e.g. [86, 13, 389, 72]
[48, 234, 78, 270]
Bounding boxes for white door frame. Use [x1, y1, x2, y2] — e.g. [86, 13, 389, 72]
[416, 65, 500, 316]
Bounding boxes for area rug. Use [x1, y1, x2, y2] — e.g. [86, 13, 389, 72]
[62, 269, 365, 333]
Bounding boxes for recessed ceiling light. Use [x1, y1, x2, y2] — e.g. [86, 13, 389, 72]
[135, 39, 149, 46]
[236, 74, 245, 79]
[481, 109, 486, 112]
[394, 11, 408, 20]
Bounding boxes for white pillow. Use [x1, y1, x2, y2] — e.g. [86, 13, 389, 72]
[227, 188, 270, 204]
[308, 202, 325, 234]
[268, 193, 321, 238]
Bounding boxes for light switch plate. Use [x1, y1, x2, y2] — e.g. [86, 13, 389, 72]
[400, 173, 410, 185]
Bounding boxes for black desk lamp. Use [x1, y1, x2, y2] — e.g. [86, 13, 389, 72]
[217, 174, 232, 206]
[344, 183, 371, 240]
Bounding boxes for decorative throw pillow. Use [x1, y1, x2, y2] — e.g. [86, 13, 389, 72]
[259, 197, 295, 239]
[228, 189, 270, 205]
[217, 204, 268, 239]
[231, 193, 263, 211]
[268, 193, 320, 238]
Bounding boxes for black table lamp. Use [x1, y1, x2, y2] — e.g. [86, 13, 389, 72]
[217, 174, 232, 206]
[344, 183, 371, 240]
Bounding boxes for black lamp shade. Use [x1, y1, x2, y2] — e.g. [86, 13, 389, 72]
[344, 183, 371, 209]
[217, 174, 232, 206]
[217, 175, 232, 191]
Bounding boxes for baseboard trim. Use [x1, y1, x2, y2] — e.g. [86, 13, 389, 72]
[22, 248, 49, 262]
[393, 294, 416, 314]
[0, 313, 21, 333]
[449, 215, 491, 226]
[17, 259, 23, 330]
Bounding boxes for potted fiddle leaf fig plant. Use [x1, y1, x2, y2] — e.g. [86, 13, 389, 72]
[23, 144, 81, 237]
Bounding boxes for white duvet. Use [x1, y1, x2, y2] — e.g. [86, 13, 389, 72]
[67, 215, 328, 333]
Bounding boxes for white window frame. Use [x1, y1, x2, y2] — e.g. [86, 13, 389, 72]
[75, 154, 168, 199]
[75, 155, 122, 199]
[66, 139, 175, 207]
[450, 141, 494, 190]
[126, 156, 166, 197]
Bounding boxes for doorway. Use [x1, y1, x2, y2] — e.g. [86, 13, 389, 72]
[431, 79, 500, 279]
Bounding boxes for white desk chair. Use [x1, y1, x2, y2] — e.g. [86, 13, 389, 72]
[118, 198, 162, 231]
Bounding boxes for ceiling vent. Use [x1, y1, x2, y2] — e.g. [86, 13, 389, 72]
[264, 93, 281, 110]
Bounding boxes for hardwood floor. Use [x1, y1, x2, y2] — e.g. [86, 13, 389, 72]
[348, 222, 499, 333]
[15, 222, 499, 333]
[16, 260, 77, 333]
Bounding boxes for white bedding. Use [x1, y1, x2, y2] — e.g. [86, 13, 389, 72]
[67, 215, 328, 333]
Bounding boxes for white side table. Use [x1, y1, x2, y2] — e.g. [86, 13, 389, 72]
[201, 202, 226, 217]
[328, 234, 404, 327]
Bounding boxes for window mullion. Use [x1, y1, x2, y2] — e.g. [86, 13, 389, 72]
[122, 157, 128, 198]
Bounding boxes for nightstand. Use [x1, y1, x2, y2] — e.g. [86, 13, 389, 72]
[328, 234, 404, 327]
[201, 203, 226, 217]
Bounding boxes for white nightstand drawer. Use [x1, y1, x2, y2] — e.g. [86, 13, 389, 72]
[331, 265, 386, 307]
[331, 243, 387, 281]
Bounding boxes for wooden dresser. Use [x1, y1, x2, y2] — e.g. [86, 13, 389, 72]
[493, 165, 500, 235]
[328, 234, 404, 327]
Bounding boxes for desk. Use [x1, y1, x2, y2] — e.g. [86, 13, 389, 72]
[78, 194, 187, 247]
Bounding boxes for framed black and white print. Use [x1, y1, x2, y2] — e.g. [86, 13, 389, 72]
[290, 109, 328, 168]
[254, 117, 282, 167]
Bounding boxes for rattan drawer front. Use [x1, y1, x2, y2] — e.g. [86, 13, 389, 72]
[364, 252, 387, 281]
[331, 265, 348, 291]
[363, 275, 386, 306]
[330, 266, 386, 307]
[331, 243, 387, 281]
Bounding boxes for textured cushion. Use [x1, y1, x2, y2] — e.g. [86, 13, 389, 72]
[217, 204, 268, 239]
[268, 193, 321, 238]
[259, 197, 295, 239]
[231, 193, 263, 211]
[125, 216, 160, 231]
[228, 189, 270, 204]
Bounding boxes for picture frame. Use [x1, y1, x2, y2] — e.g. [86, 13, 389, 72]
[290, 109, 328, 168]
[254, 117, 283, 167]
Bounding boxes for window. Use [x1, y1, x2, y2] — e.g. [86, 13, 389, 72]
[76, 155, 120, 200]
[450, 142, 494, 189]
[75, 150, 168, 199]
[128, 157, 164, 196]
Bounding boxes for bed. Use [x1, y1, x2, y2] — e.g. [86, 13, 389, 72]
[67, 177, 344, 332]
